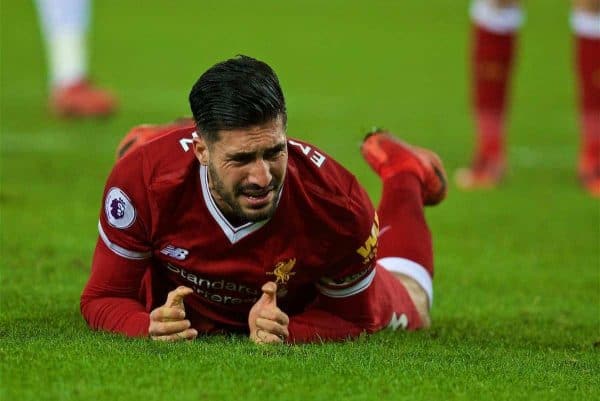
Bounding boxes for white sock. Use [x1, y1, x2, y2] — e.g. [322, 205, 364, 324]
[470, 0, 524, 34]
[35, 0, 91, 88]
[377, 257, 433, 308]
[571, 11, 600, 39]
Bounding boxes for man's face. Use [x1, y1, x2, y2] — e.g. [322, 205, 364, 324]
[193, 117, 288, 224]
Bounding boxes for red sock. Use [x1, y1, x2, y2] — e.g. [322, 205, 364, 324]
[575, 35, 600, 172]
[472, 24, 517, 161]
[376, 172, 433, 275]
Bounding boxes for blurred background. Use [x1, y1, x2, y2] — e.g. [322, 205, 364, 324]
[1, 0, 588, 189]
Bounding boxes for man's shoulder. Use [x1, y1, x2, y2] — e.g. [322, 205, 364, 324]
[287, 137, 360, 202]
[117, 126, 199, 187]
[286, 137, 374, 238]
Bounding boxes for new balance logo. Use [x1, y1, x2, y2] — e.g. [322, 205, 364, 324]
[160, 245, 189, 260]
[387, 312, 408, 331]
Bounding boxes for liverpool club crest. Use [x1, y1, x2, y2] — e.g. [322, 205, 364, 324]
[267, 258, 296, 297]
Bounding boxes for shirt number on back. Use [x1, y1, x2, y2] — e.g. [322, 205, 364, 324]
[288, 139, 326, 168]
[179, 132, 199, 152]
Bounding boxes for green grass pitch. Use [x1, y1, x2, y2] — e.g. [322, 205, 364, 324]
[1, 1, 598, 400]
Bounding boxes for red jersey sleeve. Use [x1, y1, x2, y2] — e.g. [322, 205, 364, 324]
[316, 178, 378, 300]
[81, 149, 154, 337]
[97, 149, 153, 258]
[80, 239, 150, 336]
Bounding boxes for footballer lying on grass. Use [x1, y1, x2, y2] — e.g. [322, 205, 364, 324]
[81, 55, 447, 344]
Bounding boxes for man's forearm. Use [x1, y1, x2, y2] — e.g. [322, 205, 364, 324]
[80, 296, 150, 337]
[81, 239, 151, 337]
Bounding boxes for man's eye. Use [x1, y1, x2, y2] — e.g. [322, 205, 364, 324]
[265, 149, 283, 160]
[230, 155, 253, 164]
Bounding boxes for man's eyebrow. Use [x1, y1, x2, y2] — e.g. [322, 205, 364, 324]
[226, 142, 286, 159]
[226, 150, 255, 159]
[266, 143, 287, 153]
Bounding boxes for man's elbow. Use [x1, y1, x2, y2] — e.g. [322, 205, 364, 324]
[79, 292, 97, 330]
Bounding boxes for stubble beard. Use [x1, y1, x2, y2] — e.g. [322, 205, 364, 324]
[208, 162, 281, 224]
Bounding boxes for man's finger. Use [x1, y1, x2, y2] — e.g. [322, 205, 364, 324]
[255, 317, 289, 339]
[151, 328, 198, 342]
[258, 308, 289, 326]
[259, 281, 277, 307]
[165, 286, 193, 308]
[149, 319, 191, 337]
[252, 329, 284, 345]
[150, 306, 186, 322]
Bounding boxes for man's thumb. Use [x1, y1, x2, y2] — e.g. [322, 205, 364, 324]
[259, 281, 277, 307]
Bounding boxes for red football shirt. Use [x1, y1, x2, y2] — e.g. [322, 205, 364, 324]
[82, 126, 382, 339]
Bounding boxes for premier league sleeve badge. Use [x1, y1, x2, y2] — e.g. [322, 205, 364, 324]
[105, 187, 137, 229]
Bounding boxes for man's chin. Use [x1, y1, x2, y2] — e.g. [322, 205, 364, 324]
[241, 207, 276, 222]
[237, 192, 280, 222]
[237, 200, 278, 222]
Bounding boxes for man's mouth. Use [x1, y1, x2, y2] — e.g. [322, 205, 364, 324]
[239, 187, 275, 208]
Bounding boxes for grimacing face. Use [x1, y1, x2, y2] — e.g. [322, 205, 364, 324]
[193, 117, 288, 225]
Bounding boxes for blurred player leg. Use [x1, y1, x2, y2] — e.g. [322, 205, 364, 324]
[35, 0, 117, 117]
[572, 0, 600, 196]
[456, 0, 524, 189]
[361, 130, 448, 328]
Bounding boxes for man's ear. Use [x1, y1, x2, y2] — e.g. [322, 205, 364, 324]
[193, 136, 209, 165]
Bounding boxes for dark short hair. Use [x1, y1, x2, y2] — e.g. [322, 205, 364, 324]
[188, 55, 287, 142]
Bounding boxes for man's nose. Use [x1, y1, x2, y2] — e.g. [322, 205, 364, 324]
[247, 159, 272, 187]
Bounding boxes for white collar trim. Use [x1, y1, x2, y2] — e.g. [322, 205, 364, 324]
[199, 164, 272, 244]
